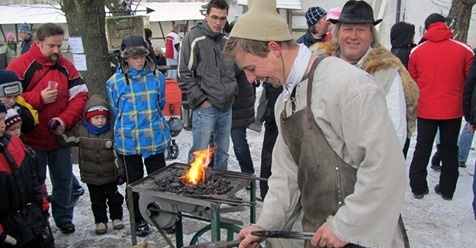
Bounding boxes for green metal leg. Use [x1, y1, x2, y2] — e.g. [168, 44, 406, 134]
[250, 180, 256, 223]
[127, 186, 137, 245]
[210, 207, 221, 241]
[176, 213, 183, 248]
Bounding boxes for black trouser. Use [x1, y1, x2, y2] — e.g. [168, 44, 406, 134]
[409, 117, 461, 197]
[123, 154, 165, 223]
[260, 119, 279, 200]
[87, 181, 124, 224]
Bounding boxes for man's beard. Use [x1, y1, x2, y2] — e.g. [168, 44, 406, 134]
[49, 54, 59, 62]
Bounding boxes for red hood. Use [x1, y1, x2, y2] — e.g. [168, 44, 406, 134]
[423, 22, 453, 43]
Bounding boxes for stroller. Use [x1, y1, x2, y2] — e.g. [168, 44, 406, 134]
[163, 78, 183, 160]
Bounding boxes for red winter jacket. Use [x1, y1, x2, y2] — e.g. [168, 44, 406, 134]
[409, 22, 474, 119]
[7, 44, 88, 150]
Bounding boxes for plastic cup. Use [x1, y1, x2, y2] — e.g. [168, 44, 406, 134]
[48, 81, 58, 90]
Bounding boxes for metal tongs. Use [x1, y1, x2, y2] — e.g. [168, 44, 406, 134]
[251, 230, 314, 240]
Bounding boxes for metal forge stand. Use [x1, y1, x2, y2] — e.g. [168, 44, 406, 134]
[127, 162, 257, 247]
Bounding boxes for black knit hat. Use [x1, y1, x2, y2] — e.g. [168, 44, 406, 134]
[0, 70, 22, 97]
[0, 101, 6, 114]
[329, 0, 382, 25]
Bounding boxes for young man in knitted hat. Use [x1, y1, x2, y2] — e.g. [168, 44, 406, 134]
[55, 94, 126, 235]
[18, 23, 33, 55]
[223, 0, 406, 247]
[7, 23, 89, 235]
[178, 0, 237, 171]
[296, 6, 329, 47]
[106, 34, 170, 237]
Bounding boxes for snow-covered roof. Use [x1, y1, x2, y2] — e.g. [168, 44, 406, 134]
[237, 0, 302, 10]
[0, 4, 66, 24]
[0, 2, 206, 25]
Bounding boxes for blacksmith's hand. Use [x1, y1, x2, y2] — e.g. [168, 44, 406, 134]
[312, 222, 348, 248]
[41, 87, 58, 104]
[238, 225, 265, 248]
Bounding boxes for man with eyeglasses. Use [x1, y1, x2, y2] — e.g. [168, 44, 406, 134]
[178, 0, 237, 170]
[7, 23, 89, 235]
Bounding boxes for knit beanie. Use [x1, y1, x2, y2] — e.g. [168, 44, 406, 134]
[229, 0, 292, 42]
[0, 70, 23, 97]
[86, 105, 109, 122]
[5, 108, 22, 130]
[19, 23, 31, 34]
[6, 32, 14, 40]
[305, 7, 327, 27]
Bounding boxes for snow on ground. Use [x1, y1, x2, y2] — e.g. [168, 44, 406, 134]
[47, 87, 476, 247]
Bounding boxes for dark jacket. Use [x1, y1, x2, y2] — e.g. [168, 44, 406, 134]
[178, 21, 237, 110]
[390, 22, 416, 69]
[0, 134, 49, 245]
[463, 48, 476, 123]
[55, 95, 125, 185]
[20, 36, 32, 55]
[296, 30, 325, 48]
[232, 68, 255, 128]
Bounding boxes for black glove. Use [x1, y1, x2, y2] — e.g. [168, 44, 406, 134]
[116, 175, 126, 185]
[47, 119, 60, 131]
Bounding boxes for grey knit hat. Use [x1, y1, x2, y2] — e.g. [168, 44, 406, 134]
[229, 0, 292, 42]
[19, 23, 31, 34]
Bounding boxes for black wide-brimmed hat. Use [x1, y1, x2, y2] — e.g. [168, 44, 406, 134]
[329, 0, 382, 25]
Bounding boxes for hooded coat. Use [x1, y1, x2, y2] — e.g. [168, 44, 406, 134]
[409, 22, 473, 119]
[54, 95, 125, 185]
[390, 22, 416, 69]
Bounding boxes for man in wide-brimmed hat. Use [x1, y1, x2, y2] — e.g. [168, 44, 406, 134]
[224, 0, 407, 247]
[315, 0, 419, 163]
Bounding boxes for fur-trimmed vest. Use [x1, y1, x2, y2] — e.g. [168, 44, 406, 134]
[313, 42, 419, 136]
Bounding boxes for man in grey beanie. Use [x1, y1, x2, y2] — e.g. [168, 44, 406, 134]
[18, 23, 33, 54]
[223, 0, 406, 247]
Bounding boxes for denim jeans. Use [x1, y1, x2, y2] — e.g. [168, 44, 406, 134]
[36, 147, 75, 226]
[166, 58, 177, 79]
[230, 126, 254, 174]
[72, 173, 82, 192]
[190, 105, 232, 170]
[473, 164, 476, 215]
[458, 122, 474, 164]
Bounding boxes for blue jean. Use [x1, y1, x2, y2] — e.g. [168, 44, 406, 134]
[72, 173, 82, 192]
[36, 148, 74, 226]
[166, 58, 177, 79]
[458, 122, 474, 163]
[190, 105, 231, 170]
[231, 126, 255, 174]
[473, 164, 476, 215]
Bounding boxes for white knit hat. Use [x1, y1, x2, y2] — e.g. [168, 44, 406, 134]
[229, 0, 292, 41]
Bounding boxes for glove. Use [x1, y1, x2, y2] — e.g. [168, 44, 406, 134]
[116, 175, 126, 185]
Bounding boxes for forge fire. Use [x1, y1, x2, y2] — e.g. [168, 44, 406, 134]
[154, 148, 233, 195]
[154, 166, 233, 195]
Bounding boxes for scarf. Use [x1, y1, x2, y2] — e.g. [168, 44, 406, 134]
[282, 44, 312, 101]
[84, 121, 111, 136]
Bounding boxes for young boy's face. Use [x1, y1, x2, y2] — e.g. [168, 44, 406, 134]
[0, 96, 18, 107]
[0, 113, 6, 137]
[6, 121, 22, 137]
[126, 55, 147, 71]
[89, 115, 107, 129]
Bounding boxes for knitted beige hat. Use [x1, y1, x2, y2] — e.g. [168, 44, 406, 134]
[229, 0, 292, 41]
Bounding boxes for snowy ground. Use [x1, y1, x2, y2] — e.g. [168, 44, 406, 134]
[46, 86, 476, 247]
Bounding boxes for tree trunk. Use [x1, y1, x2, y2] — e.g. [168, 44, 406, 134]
[448, 0, 476, 42]
[61, 0, 112, 97]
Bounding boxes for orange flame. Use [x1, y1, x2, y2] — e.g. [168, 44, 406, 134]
[181, 147, 215, 185]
